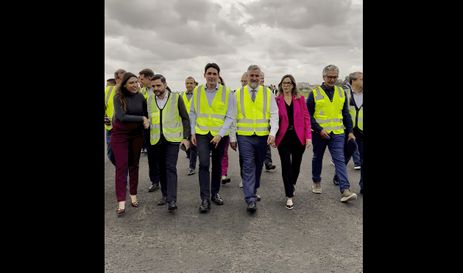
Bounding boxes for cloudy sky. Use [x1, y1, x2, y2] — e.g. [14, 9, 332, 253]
[105, 0, 362, 91]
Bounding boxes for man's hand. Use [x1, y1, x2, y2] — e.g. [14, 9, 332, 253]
[210, 135, 222, 148]
[191, 134, 197, 146]
[268, 135, 276, 148]
[320, 129, 330, 139]
[142, 117, 150, 129]
[104, 116, 111, 126]
[181, 139, 190, 151]
[348, 132, 356, 142]
[306, 139, 312, 149]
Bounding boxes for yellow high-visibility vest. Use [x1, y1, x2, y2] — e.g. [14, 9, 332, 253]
[181, 91, 194, 116]
[312, 86, 346, 134]
[148, 92, 183, 145]
[140, 86, 149, 100]
[347, 90, 363, 131]
[235, 85, 271, 136]
[193, 84, 230, 136]
[104, 85, 116, 131]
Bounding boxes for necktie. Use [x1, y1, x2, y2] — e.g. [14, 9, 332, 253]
[251, 89, 256, 102]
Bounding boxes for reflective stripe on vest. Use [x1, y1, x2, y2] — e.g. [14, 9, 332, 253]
[312, 86, 345, 134]
[194, 84, 229, 136]
[347, 90, 363, 131]
[148, 92, 183, 145]
[105, 86, 114, 107]
[236, 85, 270, 136]
[181, 91, 193, 116]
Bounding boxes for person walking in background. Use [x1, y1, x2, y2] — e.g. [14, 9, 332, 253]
[274, 74, 312, 209]
[138, 68, 161, 193]
[342, 77, 361, 170]
[260, 71, 276, 172]
[147, 74, 191, 211]
[105, 68, 126, 166]
[110, 72, 149, 217]
[230, 64, 279, 213]
[236, 72, 248, 188]
[190, 63, 235, 213]
[106, 78, 116, 87]
[333, 72, 364, 193]
[306, 64, 357, 203]
[218, 76, 232, 185]
[181, 76, 198, 176]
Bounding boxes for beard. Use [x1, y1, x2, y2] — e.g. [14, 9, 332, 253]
[249, 81, 259, 89]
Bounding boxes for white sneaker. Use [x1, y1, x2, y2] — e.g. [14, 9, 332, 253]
[239, 180, 243, 188]
[311, 182, 322, 194]
[340, 189, 357, 202]
[354, 165, 361, 170]
[286, 198, 294, 209]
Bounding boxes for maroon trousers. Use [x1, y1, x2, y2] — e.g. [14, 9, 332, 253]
[110, 120, 144, 202]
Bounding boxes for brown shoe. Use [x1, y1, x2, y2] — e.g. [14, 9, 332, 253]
[312, 182, 322, 194]
[116, 208, 125, 217]
[340, 189, 357, 202]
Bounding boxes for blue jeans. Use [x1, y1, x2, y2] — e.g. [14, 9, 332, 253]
[312, 132, 351, 193]
[352, 147, 361, 166]
[106, 130, 115, 165]
[237, 135, 267, 203]
[333, 132, 363, 191]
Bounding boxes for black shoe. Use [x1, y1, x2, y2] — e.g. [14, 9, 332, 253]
[247, 201, 257, 213]
[157, 196, 167, 206]
[148, 183, 160, 192]
[256, 194, 261, 202]
[187, 168, 195, 176]
[167, 200, 177, 211]
[199, 199, 211, 213]
[265, 164, 276, 171]
[211, 193, 224, 205]
[221, 176, 231, 184]
[332, 176, 339, 186]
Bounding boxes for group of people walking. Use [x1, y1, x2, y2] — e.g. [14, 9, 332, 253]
[104, 63, 364, 217]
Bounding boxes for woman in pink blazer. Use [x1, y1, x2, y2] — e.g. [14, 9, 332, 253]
[274, 74, 312, 209]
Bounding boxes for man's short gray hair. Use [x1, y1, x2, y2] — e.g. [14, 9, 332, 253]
[322, 64, 339, 76]
[247, 64, 261, 72]
[348, 72, 363, 84]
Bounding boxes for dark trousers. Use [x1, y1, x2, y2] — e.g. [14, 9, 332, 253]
[106, 129, 116, 165]
[148, 135, 180, 202]
[312, 132, 351, 193]
[277, 130, 305, 198]
[237, 135, 268, 203]
[196, 133, 227, 200]
[145, 129, 160, 186]
[186, 144, 198, 170]
[334, 129, 363, 190]
[355, 129, 363, 190]
[264, 144, 273, 167]
[110, 124, 144, 202]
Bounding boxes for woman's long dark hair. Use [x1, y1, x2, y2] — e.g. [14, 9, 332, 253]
[277, 74, 298, 96]
[116, 72, 137, 112]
